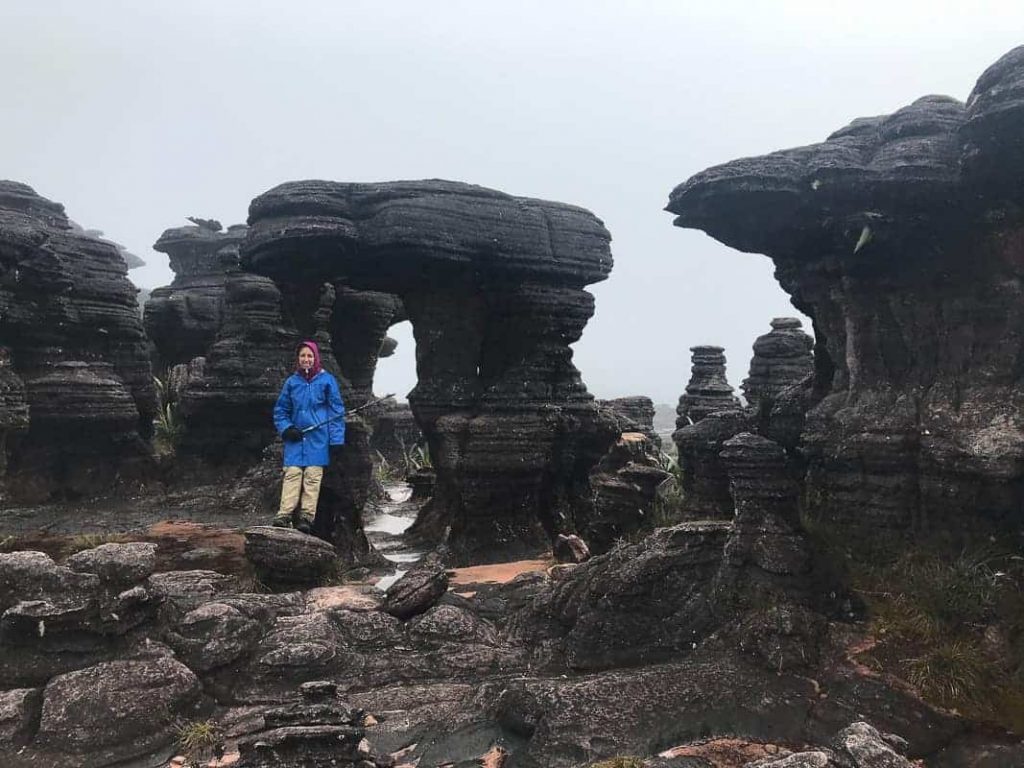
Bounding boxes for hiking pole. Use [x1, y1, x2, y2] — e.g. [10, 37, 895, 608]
[300, 393, 396, 433]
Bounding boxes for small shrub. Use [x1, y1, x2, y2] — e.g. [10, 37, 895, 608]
[153, 375, 184, 452]
[175, 718, 220, 762]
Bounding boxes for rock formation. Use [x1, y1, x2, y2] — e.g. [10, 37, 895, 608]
[144, 219, 247, 369]
[667, 46, 1024, 536]
[742, 317, 814, 419]
[0, 181, 156, 501]
[585, 432, 671, 552]
[243, 179, 618, 564]
[676, 345, 741, 427]
[599, 395, 661, 447]
[369, 401, 424, 467]
[673, 409, 752, 518]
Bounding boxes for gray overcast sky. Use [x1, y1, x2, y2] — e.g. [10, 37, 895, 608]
[3, 2, 1022, 403]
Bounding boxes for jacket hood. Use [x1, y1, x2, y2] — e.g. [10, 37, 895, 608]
[296, 340, 323, 381]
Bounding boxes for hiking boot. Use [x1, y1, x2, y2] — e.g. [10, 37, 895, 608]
[296, 519, 314, 535]
[272, 517, 292, 529]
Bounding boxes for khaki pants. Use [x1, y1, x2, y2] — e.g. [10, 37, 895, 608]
[275, 465, 324, 523]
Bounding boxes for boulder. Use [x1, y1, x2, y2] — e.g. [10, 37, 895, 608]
[34, 656, 202, 764]
[66, 541, 158, 585]
[244, 526, 338, 586]
[385, 552, 449, 620]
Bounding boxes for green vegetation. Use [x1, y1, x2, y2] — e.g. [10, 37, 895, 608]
[174, 719, 220, 764]
[651, 449, 685, 528]
[809, 520, 1024, 729]
[65, 532, 123, 555]
[591, 758, 644, 768]
[153, 375, 184, 454]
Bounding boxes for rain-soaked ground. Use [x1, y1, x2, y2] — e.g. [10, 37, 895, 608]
[1, 479, 552, 592]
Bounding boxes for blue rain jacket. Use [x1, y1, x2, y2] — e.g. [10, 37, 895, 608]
[273, 370, 345, 467]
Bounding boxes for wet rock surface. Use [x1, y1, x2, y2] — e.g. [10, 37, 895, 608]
[244, 525, 338, 586]
[0, 181, 156, 502]
[667, 46, 1024, 537]
[385, 550, 449, 620]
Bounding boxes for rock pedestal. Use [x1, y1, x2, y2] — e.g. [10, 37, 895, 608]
[244, 179, 618, 564]
[0, 181, 156, 501]
[676, 346, 740, 427]
[667, 46, 1024, 537]
[742, 317, 814, 419]
[145, 220, 247, 369]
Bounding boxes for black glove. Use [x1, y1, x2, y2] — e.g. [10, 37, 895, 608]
[329, 444, 344, 459]
[282, 426, 302, 443]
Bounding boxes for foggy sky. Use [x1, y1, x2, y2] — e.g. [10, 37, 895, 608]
[3, 2, 1022, 403]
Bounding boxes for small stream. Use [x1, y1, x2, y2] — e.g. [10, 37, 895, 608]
[364, 482, 424, 590]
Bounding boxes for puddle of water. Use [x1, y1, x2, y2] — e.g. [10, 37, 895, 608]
[383, 551, 422, 564]
[375, 571, 406, 591]
[365, 513, 413, 536]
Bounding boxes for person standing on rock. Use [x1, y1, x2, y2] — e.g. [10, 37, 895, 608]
[272, 340, 345, 534]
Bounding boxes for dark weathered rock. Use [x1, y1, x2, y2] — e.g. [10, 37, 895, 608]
[369, 401, 423, 467]
[511, 522, 731, 671]
[742, 318, 814, 421]
[584, 432, 671, 553]
[385, 552, 449, 620]
[244, 526, 339, 586]
[164, 601, 264, 673]
[176, 272, 298, 461]
[667, 47, 1024, 537]
[330, 286, 405, 408]
[0, 687, 41, 746]
[0, 181, 156, 501]
[0, 347, 29, 482]
[553, 534, 590, 564]
[244, 179, 617, 564]
[599, 396, 661, 447]
[145, 220, 247, 368]
[33, 656, 202, 765]
[676, 346, 741, 427]
[673, 409, 753, 518]
[65, 542, 158, 586]
[408, 466, 436, 500]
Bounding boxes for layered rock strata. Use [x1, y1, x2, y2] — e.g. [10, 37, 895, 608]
[599, 395, 661, 447]
[676, 345, 741, 427]
[673, 409, 752, 518]
[585, 432, 671, 553]
[243, 179, 618, 563]
[369, 401, 424, 467]
[667, 46, 1024, 535]
[144, 219, 247, 368]
[742, 317, 814, 420]
[0, 181, 156, 501]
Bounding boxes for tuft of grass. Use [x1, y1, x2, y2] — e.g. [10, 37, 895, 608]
[815, 525, 1024, 730]
[906, 639, 988, 707]
[65, 532, 122, 555]
[175, 718, 220, 760]
[592, 758, 644, 768]
[0, 535, 17, 553]
[373, 450, 401, 486]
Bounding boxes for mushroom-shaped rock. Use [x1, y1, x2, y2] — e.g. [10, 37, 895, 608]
[66, 541, 158, 585]
[244, 179, 617, 564]
[34, 656, 201, 764]
[244, 526, 338, 586]
[384, 552, 449, 620]
[667, 46, 1024, 536]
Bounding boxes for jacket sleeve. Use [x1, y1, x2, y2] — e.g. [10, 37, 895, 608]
[273, 378, 294, 436]
[327, 375, 346, 445]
